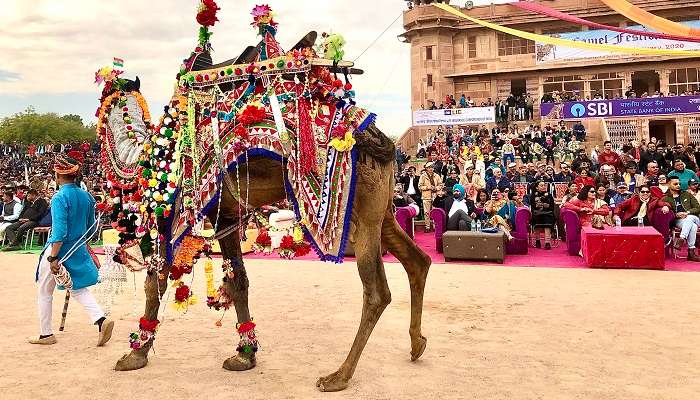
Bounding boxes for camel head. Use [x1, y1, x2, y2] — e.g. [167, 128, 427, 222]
[95, 66, 153, 188]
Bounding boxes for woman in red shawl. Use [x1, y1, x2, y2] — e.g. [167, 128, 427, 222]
[563, 184, 611, 228]
[613, 185, 671, 227]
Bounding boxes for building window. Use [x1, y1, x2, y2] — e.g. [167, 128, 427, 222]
[497, 33, 535, 56]
[669, 67, 700, 95]
[467, 36, 477, 58]
[427, 74, 433, 87]
[590, 72, 624, 99]
[543, 75, 584, 100]
[426, 46, 433, 60]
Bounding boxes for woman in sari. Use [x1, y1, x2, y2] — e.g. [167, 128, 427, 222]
[483, 188, 515, 240]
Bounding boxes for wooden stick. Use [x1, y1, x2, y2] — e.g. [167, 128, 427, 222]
[59, 291, 70, 332]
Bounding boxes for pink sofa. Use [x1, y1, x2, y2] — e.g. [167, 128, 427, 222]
[430, 207, 531, 255]
[395, 206, 418, 239]
[561, 208, 675, 256]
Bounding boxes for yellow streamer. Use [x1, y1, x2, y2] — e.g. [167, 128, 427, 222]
[433, 3, 700, 57]
[598, 0, 700, 38]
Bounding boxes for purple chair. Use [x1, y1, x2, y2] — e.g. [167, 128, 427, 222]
[430, 206, 531, 255]
[395, 206, 418, 239]
[561, 208, 675, 256]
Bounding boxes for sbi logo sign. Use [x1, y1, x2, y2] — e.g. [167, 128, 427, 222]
[570, 102, 614, 118]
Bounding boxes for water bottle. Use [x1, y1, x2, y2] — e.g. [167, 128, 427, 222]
[470, 219, 476, 231]
[637, 216, 644, 227]
[476, 219, 482, 231]
[614, 216, 622, 230]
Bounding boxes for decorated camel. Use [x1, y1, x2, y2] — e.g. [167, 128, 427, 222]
[95, 2, 430, 392]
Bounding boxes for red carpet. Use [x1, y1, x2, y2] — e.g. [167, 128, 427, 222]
[96, 232, 700, 271]
[243, 230, 700, 272]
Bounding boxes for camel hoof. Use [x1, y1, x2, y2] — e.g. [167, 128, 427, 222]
[222, 354, 256, 371]
[316, 371, 349, 392]
[411, 335, 427, 361]
[114, 351, 148, 371]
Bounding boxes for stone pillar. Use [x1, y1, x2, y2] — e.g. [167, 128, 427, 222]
[581, 74, 594, 100]
[677, 117, 689, 145]
[656, 69, 672, 95]
[639, 118, 650, 142]
[623, 71, 633, 90]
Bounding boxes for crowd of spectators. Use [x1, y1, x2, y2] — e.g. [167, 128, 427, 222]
[423, 92, 536, 122]
[0, 141, 106, 249]
[394, 122, 700, 260]
[542, 85, 700, 104]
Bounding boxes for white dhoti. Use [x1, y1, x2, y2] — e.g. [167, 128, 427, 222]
[36, 251, 105, 336]
[0, 221, 12, 241]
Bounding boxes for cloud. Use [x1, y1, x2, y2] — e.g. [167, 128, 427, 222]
[0, 69, 21, 82]
[0, 0, 412, 134]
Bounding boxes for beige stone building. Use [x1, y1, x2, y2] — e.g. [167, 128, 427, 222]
[398, 0, 700, 153]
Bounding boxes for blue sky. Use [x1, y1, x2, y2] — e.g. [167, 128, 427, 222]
[0, 0, 510, 136]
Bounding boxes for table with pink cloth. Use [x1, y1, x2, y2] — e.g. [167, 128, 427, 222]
[580, 226, 665, 270]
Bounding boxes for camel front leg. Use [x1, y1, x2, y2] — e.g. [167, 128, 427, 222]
[218, 229, 257, 371]
[114, 266, 169, 371]
[317, 225, 391, 392]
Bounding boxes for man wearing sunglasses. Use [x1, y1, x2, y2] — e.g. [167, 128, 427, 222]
[613, 185, 671, 228]
[662, 177, 700, 261]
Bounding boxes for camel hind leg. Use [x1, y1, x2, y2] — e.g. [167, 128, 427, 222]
[382, 206, 431, 361]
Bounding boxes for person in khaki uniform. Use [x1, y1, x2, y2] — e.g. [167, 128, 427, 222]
[419, 162, 443, 232]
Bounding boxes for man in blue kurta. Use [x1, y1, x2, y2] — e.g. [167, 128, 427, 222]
[29, 152, 114, 346]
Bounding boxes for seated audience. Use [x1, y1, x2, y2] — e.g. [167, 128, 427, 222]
[0, 190, 22, 241]
[560, 182, 579, 205]
[441, 184, 477, 231]
[2, 189, 49, 251]
[668, 159, 696, 190]
[483, 188, 515, 241]
[613, 185, 670, 228]
[563, 184, 611, 229]
[530, 181, 556, 249]
[662, 176, 700, 261]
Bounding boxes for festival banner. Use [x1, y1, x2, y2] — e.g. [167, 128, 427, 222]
[537, 20, 700, 64]
[413, 107, 495, 126]
[433, 3, 700, 58]
[599, 0, 700, 38]
[540, 95, 700, 120]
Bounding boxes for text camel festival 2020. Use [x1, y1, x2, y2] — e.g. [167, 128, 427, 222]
[92, 1, 431, 392]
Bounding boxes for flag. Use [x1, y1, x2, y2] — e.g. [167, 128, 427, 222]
[113, 57, 124, 68]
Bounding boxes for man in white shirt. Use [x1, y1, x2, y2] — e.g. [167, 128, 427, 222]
[0, 190, 23, 241]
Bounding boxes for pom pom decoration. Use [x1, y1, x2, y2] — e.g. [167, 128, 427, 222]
[253, 229, 273, 254]
[128, 317, 159, 350]
[196, 0, 220, 27]
[236, 321, 259, 355]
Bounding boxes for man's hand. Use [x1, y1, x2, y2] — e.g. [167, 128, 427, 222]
[50, 260, 60, 274]
[677, 211, 688, 219]
[661, 206, 670, 214]
[470, 212, 477, 219]
[19, 218, 28, 223]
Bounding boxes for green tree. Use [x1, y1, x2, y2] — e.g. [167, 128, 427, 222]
[0, 108, 95, 144]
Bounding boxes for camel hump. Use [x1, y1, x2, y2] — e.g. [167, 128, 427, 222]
[354, 123, 395, 164]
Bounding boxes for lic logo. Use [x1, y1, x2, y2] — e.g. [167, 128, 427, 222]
[570, 103, 586, 118]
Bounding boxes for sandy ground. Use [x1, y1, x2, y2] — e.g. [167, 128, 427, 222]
[1, 252, 700, 400]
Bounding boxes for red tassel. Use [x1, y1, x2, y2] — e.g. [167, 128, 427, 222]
[297, 98, 315, 175]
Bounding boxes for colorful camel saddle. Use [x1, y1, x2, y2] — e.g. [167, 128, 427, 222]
[168, 78, 374, 262]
